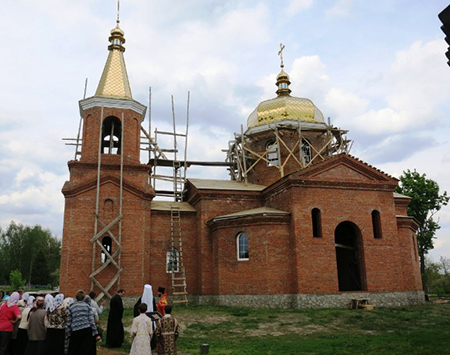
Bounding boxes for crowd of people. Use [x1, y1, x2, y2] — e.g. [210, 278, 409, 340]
[0, 285, 179, 355]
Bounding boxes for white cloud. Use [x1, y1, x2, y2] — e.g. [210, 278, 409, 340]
[290, 55, 329, 99]
[324, 87, 368, 122]
[325, 39, 449, 137]
[388, 40, 449, 115]
[325, 0, 354, 18]
[286, 0, 313, 16]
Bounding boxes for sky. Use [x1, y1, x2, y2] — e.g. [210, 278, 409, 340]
[1, 0, 449, 262]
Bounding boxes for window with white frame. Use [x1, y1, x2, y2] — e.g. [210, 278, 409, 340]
[266, 140, 279, 166]
[237, 232, 249, 260]
[166, 248, 179, 273]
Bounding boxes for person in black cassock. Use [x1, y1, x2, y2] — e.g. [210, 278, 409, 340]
[106, 289, 125, 348]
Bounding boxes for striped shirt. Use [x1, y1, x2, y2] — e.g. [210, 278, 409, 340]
[67, 301, 98, 336]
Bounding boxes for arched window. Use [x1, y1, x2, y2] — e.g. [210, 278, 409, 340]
[312, 208, 322, 238]
[372, 210, 382, 239]
[166, 249, 179, 273]
[266, 140, 279, 166]
[237, 232, 249, 260]
[301, 139, 311, 164]
[101, 116, 122, 154]
[101, 236, 112, 263]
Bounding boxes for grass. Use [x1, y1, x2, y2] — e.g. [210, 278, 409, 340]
[98, 302, 450, 355]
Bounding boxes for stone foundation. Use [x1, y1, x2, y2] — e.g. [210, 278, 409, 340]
[187, 291, 425, 309]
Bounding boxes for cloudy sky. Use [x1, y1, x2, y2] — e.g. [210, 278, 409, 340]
[1, 0, 449, 261]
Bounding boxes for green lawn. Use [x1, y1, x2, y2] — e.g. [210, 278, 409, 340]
[99, 302, 450, 355]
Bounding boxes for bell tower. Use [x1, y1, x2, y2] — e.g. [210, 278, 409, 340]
[60, 13, 154, 298]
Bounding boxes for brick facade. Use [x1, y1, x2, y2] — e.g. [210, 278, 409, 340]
[60, 28, 423, 307]
[60, 96, 424, 307]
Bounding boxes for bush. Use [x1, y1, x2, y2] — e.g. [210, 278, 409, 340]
[9, 270, 26, 290]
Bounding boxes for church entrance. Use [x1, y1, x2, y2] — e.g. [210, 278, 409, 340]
[334, 221, 364, 291]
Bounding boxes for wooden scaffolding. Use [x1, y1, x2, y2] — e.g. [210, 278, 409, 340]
[225, 119, 352, 182]
[140, 92, 190, 305]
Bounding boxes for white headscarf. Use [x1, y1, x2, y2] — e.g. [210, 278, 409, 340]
[54, 294, 64, 308]
[141, 284, 154, 312]
[45, 294, 55, 312]
[26, 296, 35, 309]
[22, 293, 30, 302]
[63, 297, 74, 309]
[7, 292, 20, 307]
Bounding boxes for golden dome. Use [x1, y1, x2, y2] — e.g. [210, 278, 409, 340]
[247, 96, 325, 128]
[111, 23, 124, 37]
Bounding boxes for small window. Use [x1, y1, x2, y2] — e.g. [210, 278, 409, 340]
[101, 236, 112, 263]
[372, 210, 382, 239]
[166, 249, 179, 273]
[301, 139, 311, 164]
[312, 208, 322, 238]
[266, 141, 279, 166]
[237, 232, 249, 260]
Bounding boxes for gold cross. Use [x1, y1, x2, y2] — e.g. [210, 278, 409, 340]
[116, 0, 120, 24]
[278, 43, 285, 68]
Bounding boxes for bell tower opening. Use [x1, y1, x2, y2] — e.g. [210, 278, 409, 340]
[102, 116, 122, 154]
[334, 221, 364, 292]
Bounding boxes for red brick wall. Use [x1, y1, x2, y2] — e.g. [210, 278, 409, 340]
[187, 190, 262, 294]
[264, 182, 422, 294]
[61, 104, 153, 297]
[80, 107, 142, 164]
[209, 216, 295, 295]
[148, 210, 198, 294]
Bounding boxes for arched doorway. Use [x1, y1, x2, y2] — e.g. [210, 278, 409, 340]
[335, 221, 364, 291]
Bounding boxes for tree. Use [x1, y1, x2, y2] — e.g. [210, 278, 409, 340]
[396, 169, 449, 293]
[424, 257, 450, 296]
[0, 221, 61, 286]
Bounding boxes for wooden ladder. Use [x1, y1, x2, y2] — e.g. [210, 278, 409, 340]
[170, 206, 188, 305]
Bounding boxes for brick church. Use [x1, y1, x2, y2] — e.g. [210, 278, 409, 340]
[60, 17, 424, 308]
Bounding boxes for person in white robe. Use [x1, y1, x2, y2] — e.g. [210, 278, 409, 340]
[130, 302, 153, 355]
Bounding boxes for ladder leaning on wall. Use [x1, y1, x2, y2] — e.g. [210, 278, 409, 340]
[141, 91, 190, 305]
[170, 205, 188, 305]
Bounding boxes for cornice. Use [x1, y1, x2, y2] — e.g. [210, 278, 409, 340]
[68, 160, 151, 173]
[62, 174, 154, 200]
[396, 215, 420, 232]
[79, 96, 147, 120]
[207, 214, 291, 232]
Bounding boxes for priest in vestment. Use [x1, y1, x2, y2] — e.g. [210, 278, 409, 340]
[156, 287, 168, 316]
[155, 305, 179, 355]
[106, 289, 125, 348]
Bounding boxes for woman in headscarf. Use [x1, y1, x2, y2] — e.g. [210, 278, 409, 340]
[11, 294, 28, 355]
[0, 291, 21, 355]
[17, 296, 34, 355]
[44, 293, 67, 355]
[24, 296, 46, 355]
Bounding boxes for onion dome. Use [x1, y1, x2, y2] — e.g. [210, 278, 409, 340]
[247, 45, 325, 129]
